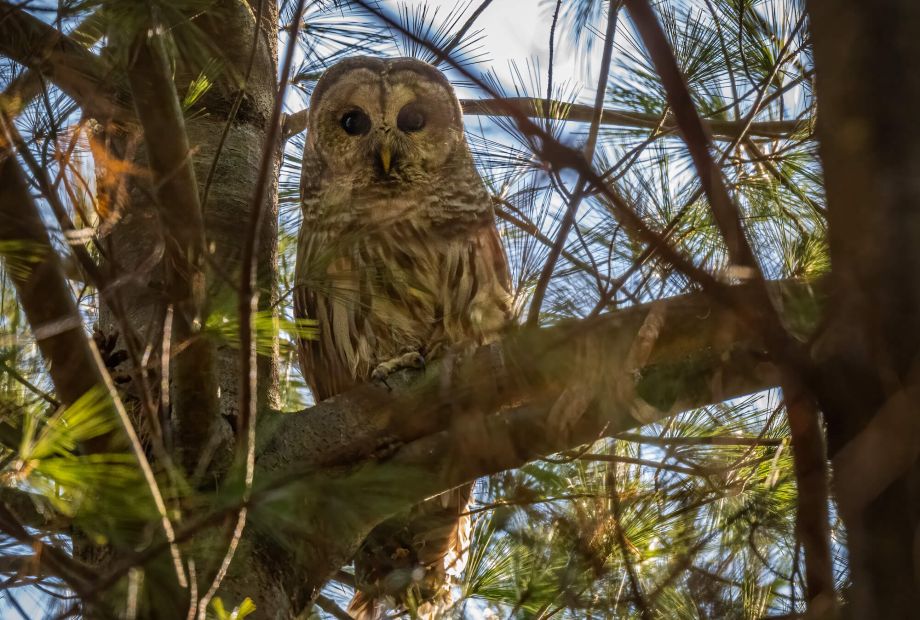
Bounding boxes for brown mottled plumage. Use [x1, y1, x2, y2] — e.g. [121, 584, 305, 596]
[295, 57, 511, 618]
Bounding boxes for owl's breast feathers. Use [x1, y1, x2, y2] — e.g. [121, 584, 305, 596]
[295, 177, 511, 400]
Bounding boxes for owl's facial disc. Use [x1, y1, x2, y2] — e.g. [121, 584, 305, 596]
[309, 59, 464, 186]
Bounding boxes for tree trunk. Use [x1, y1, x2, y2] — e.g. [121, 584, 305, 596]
[89, 0, 283, 613]
[808, 1, 920, 617]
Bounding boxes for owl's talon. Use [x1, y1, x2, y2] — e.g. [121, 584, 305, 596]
[371, 351, 426, 384]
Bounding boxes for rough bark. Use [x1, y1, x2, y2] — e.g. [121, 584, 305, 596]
[807, 1, 920, 617]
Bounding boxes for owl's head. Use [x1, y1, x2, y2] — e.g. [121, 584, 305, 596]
[307, 57, 466, 184]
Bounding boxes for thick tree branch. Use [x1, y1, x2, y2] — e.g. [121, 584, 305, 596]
[0, 3, 127, 119]
[241, 278, 819, 606]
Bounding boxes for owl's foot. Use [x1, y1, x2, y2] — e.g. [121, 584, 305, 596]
[371, 350, 426, 385]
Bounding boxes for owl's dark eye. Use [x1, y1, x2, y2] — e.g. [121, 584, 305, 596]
[340, 110, 371, 135]
[397, 103, 426, 132]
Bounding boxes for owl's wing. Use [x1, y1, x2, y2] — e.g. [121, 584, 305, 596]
[467, 196, 515, 335]
[295, 149, 375, 401]
[295, 221, 383, 401]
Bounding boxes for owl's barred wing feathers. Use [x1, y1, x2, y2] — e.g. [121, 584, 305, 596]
[295, 56, 512, 618]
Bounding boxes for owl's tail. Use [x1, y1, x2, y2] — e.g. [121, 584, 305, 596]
[348, 485, 473, 619]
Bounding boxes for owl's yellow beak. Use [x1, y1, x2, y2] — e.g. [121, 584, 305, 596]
[378, 145, 392, 174]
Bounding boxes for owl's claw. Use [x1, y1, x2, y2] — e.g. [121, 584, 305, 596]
[371, 350, 426, 385]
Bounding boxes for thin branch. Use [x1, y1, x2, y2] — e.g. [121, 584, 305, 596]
[0, 359, 59, 407]
[0, 3, 127, 119]
[527, 0, 622, 326]
[574, 452, 704, 476]
[281, 97, 805, 142]
[494, 198, 619, 287]
[461, 97, 804, 140]
[624, 0, 760, 275]
[615, 432, 783, 447]
[546, 0, 562, 114]
[440, 0, 494, 61]
[0, 9, 106, 119]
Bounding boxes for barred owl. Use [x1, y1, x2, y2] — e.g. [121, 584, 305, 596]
[295, 57, 512, 618]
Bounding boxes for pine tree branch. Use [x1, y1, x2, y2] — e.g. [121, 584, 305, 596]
[281, 97, 804, 142]
[0, 132, 112, 424]
[0, 3, 128, 120]
[461, 97, 803, 139]
[247, 277, 820, 604]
